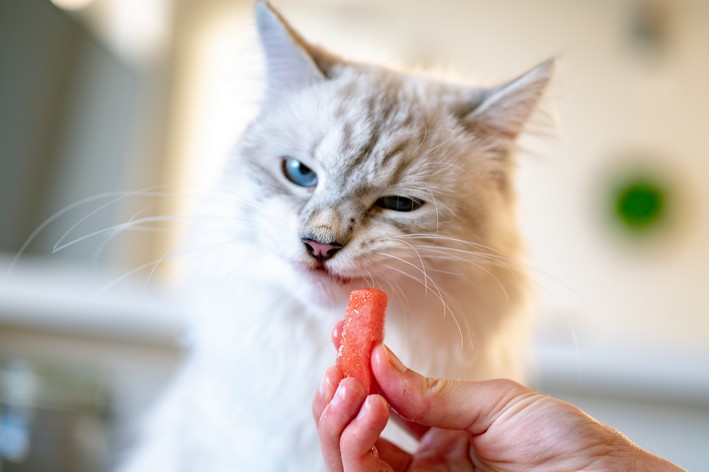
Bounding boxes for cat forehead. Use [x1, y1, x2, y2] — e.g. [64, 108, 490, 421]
[272, 68, 466, 163]
[316, 68, 459, 126]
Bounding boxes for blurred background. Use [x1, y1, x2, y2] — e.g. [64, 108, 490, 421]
[1, 0, 707, 469]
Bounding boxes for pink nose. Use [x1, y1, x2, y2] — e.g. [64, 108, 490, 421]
[302, 238, 343, 261]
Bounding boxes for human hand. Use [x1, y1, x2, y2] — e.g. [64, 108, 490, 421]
[313, 339, 684, 471]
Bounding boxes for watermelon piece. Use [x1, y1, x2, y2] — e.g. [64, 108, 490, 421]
[336, 288, 388, 395]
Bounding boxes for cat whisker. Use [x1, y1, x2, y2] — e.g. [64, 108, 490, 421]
[380, 235, 516, 304]
[90, 201, 192, 262]
[383, 233, 517, 273]
[426, 128, 456, 154]
[398, 233, 510, 257]
[375, 251, 436, 294]
[45, 183, 257, 253]
[52, 214, 247, 254]
[401, 234, 520, 271]
[51, 187, 199, 254]
[411, 244, 518, 274]
[429, 160, 471, 178]
[419, 182, 440, 234]
[375, 269, 412, 318]
[91, 225, 171, 264]
[375, 252, 464, 347]
[388, 238, 429, 294]
[412, 121, 429, 154]
[363, 270, 376, 290]
[98, 233, 252, 294]
[54, 216, 177, 254]
[99, 256, 168, 294]
[7, 189, 163, 278]
[409, 247, 512, 303]
[421, 266, 467, 277]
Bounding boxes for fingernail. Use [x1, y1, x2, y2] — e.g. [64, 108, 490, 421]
[324, 372, 338, 400]
[337, 381, 349, 400]
[355, 397, 371, 421]
[383, 345, 407, 373]
[335, 378, 352, 402]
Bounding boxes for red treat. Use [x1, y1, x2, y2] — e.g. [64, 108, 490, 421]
[336, 288, 388, 395]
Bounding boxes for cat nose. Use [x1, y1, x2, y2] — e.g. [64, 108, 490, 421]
[302, 238, 343, 262]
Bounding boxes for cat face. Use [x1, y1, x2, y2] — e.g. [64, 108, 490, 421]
[235, 72, 476, 279]
[221, 2, 552, 301]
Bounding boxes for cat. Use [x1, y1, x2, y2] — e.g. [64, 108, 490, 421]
[119, 1, 553, 470]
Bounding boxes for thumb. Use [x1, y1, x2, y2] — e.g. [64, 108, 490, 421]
[371, 344, 534, 435]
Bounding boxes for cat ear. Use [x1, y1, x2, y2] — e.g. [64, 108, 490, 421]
[255, 2, 341, 96]
[463, 58, 555, 141]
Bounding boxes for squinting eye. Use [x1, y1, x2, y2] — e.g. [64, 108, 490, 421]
[375, 196, 425, 212]
[282, 157, 318, 188]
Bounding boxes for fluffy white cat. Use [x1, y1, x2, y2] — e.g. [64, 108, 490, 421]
[120, 2, 553, 470]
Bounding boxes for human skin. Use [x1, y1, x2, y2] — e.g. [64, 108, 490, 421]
[313, 340, 686, 472]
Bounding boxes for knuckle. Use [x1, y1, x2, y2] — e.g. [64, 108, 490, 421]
[424, 376, 449, 395]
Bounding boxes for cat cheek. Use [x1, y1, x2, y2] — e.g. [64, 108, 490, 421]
[254, 200, 302, 258]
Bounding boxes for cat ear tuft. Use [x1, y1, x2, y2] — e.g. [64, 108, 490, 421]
[255, 2, 341, 97]
[464, 58, 556, 141]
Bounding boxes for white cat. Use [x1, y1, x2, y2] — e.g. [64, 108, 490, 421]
[120, 2, 553, 470]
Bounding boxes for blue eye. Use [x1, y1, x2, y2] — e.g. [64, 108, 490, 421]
[376, 196, 425, 212]
[282, 157, 318, 188]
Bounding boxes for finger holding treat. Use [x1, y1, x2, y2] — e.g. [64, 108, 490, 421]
[314, 288, 408, 471]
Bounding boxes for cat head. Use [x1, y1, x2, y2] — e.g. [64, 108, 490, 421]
[223, 2, 553, 303]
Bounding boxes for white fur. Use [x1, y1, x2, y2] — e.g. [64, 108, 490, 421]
[120, 237, 529, 471]
[118, 3, 551, 470]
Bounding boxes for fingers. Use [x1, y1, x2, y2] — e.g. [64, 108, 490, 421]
[411, 429, 472, 469]
[335, 394, 410, 471]
[373, 438, 414, 471]
[331, 320, 344, 349]
[312, 365, 343, 423]
[371, 344, 534, 435]
[315, 367, 412, 472]
[317, 376, 367, 472]
[390, 408, 430, 440]
[339, 395, 391, 470]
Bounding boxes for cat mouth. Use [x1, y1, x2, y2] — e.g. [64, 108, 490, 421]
[309, 263, 352, 285]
